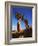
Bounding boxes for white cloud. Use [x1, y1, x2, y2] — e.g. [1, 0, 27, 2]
[12, 25, 17, 31]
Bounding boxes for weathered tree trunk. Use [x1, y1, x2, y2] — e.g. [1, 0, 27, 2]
[17, 20, 20, 32]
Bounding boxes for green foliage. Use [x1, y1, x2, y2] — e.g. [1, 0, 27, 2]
[15, 12, 24, 21]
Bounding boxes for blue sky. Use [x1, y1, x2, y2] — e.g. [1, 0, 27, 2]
[11, 6, 32, 30]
